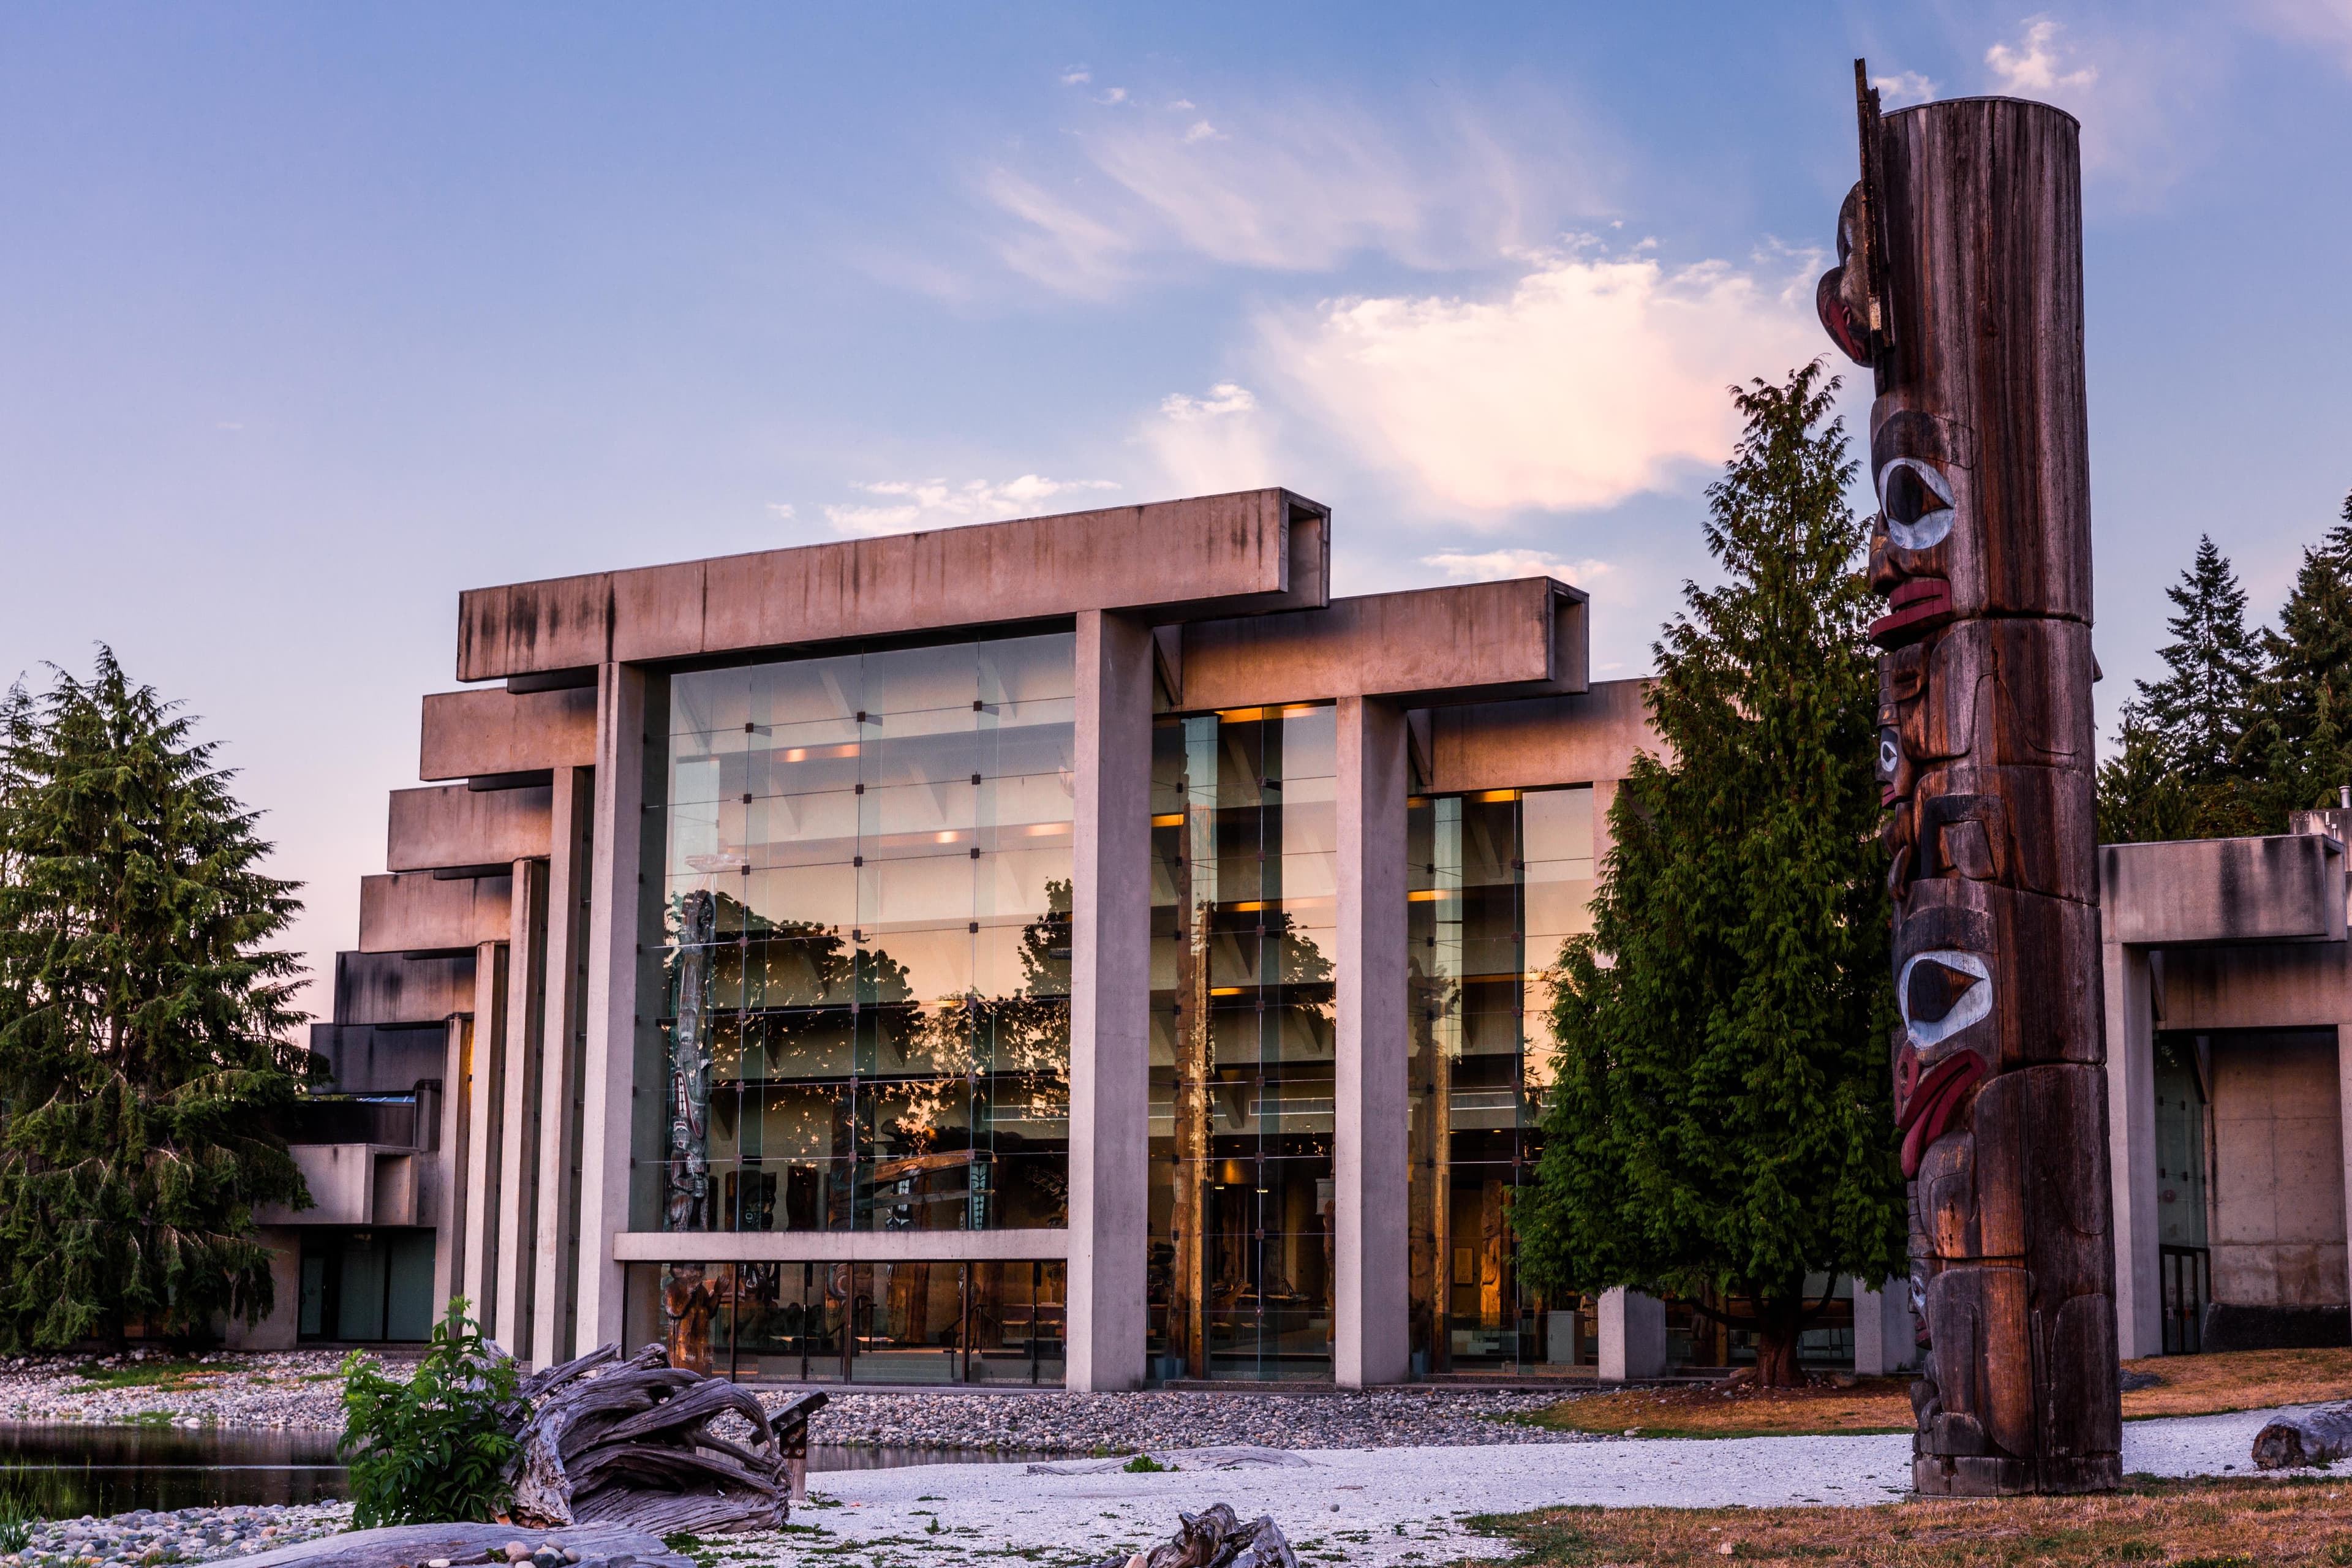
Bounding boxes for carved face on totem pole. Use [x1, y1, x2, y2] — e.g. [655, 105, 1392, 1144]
[1823, 73, 2117, 1498]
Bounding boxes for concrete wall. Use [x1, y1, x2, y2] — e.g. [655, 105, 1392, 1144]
[2102, 834, 2346, 947]
[456, 489, 1331, 680]
[388, 783, 552, 872]
[309, 1022, 447, 1095]
[419, 685, 598, 781]
[1425, 680, 1656, 794]
[222, 1227, 303, 1351]
[259, 1144, 416, 1227]
[2211, 1031, 2349, 1308]
[331, 951, 475, 1026]
[2158, 944, 2352, 1033]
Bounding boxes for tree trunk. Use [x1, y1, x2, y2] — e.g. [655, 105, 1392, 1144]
[1752, 1297, 1803, 1389]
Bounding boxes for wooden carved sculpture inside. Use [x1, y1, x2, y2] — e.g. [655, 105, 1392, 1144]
[1823, 65, 2121, 1496]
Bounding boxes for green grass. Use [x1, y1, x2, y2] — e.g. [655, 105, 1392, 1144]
[72, 1361, 223, 1390]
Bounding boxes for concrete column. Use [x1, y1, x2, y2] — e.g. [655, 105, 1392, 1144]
[2336, 1008, 2352, 1328]
[1596, 1286, 1667, 1381]
[575, 664, 649, 1353]
[1852, 1281, 1917, 1376]
[534, 764, 595, 1365]
[1065, 609, 1153, 1392]
[2104, 939, 2164, 1358]
[432, 1014, 472, 1313]
[460, 940, 509, 1324]
[1334, 696, 1409, 1387]
[493, 858, 549, 1359]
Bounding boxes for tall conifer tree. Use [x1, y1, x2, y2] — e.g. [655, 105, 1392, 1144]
[0, 649, 312, 1349]
[1517, 365, 1905, 1387]
[2248, 496, 2352, 818]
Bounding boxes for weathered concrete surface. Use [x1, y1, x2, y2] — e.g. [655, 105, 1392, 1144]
[420, 685, 598, 781]
[2102, 834, 2348, 946]
[533, 766, 595, 1365]
[388, 783, 553, 872]
[221, 1227, 302, 1350]
[1175, 578, 1587, 711]
[457, 489, 1331, 680]
[330, 951, 475, 1026]
[258, 1144, 418, 1227]
[358, 872, 516, 954]
[2211, 1031, 2349, 1310]
[1425, 679, 1655, 794]
[2104, 941, 2165, 1359]
[576, 664, 649, 1352]
[311, 1020, 450, 1095]
[233, 1523, 688, 1568]
[1597, 1287, 1667, 1381]
[2157, 944, 2351, 1033]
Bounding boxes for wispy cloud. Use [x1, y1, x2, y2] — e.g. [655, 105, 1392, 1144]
[978, 86, 1607, 294]
[766, 502, 796, 521]
[1253, 244, 1823, 517]
[1160, 382, 1257, 420]
[1986, 17, 2097, 93]
[1140, 382, 1280, 496]
[1422, 547, 1611, 586]
[1870, 70, 1937, 107]
[2245, 0, 2352, 74]
[1059, 65, 1092, 86]
[821, 476, 1119, 537]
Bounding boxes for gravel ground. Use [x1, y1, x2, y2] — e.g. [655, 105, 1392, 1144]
[1, 1352, 1597, 1452]
[0, 1355, 361, 1431]
[724, 1404, 2315, 1568]
[0, 1503, 352, 1568]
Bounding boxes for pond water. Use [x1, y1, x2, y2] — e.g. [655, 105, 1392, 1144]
[0, 1423, 1052, 1518]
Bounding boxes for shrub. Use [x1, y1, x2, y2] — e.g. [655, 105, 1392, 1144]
[0, 1490, 35, 1554]
[339, 1298, 518, 1526]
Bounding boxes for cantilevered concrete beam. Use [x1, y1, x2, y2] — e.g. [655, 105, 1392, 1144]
[1172, 578, 1588, 712]
[420, 684, 598, 782]
[456, 489, 1332, 681]
[330, 951, 475, 1027]
[358, 872, 515, 954]
[1422, 681, 1655, 795]
[388, 784, 552, 873]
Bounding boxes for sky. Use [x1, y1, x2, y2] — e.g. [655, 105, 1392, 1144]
[3, 2, 2350, 1015]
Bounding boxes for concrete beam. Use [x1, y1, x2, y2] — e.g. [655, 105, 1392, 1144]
[358, 873, 515, 954]
[457, 489, 1331, 681]
[1333, 696, 1410, 1388]
[1066, 609, 1153, 1392]
[309, 1022, 448, 1096]
[420, 685, 597, 782]
[388, 784, 553, 872]
[1174, 578, 1588, 712]
[259, 1144, 415, 1226]
[2104, 941, 2164, 1359]
[2101, 834, 2348, 947]
[611, 1229, 1072, 1263]
[1423, 680, 1656, 794]
[330, 951, 475, 1027]
[575, 665, 649, 1352]
[2155, 943, 2352, 1033]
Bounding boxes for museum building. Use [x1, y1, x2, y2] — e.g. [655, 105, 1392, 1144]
[231, 486, 2352, 1385]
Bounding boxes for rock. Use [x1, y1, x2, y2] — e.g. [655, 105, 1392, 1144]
[503, 1547, 529, 1563]
[2255, 1403, 2352, 1469]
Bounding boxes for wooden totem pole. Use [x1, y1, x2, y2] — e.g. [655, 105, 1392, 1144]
[1819, 67, 2121, 1495]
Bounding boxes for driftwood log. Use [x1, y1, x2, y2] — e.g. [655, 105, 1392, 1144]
[504, 1343, 827, 1535]
[233, 1525, 690, 1568]
[1820, 66, 2120, 1498]
[1086, 1506, 1297, 1568]
[2253, 1405, 2352, 1469]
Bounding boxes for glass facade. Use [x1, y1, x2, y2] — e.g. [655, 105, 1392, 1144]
[1147, 705, 1339, 1381]
[649, 631, 1076, 1236]
[625, 1260, 1065, 1384]
[1406, 785, 1596, 1375]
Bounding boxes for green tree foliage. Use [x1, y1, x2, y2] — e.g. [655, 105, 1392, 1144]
[1517, 364, 1905, 1387]
[2248, 497, 2352, 819]
[340, 1298, 518, 1527]
[0, 649, 312, 1349]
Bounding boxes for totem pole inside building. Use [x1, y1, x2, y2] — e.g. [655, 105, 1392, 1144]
[1818, 66, 2121, 1495]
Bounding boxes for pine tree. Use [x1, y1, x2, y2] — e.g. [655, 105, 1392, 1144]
[0, 649, 313, 1349]
[2248, 495, 2352, 820]
[1515, 364, 1905, 1387]
[2136, 535, 2263, 783]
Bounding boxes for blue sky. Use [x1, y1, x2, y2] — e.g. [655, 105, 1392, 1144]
[4, 3, 2349, 1011]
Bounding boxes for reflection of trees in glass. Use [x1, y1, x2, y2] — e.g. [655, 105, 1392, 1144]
[662, 875, 1071, 1231]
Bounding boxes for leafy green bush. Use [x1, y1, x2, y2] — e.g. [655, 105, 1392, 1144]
[339, 1298, 518, 1526]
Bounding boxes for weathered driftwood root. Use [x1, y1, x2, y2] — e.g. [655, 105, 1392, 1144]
[2253, 1404, 2352, 1469]
[503, 1342, 828, 1536]
[1087, 1505, 1298, 1568]
[233, 1525, 688, 1568]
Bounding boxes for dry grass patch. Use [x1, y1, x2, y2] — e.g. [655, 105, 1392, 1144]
[1471, 1474, 2352, 1566]
[1517, 1348, 2352, 1441]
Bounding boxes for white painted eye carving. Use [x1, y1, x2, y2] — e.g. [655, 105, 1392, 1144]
[1898, 948, 1991, 1049]
[1879, 733, 1900, 778]
[1877, 457, 1956, 551]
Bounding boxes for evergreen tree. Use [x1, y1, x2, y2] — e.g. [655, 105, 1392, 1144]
[1516, 364, 1905, 1387]
[2137, 535, 2263, 783]
[2248, 496, 2352, 820]
[0, 649, 312, 1349]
